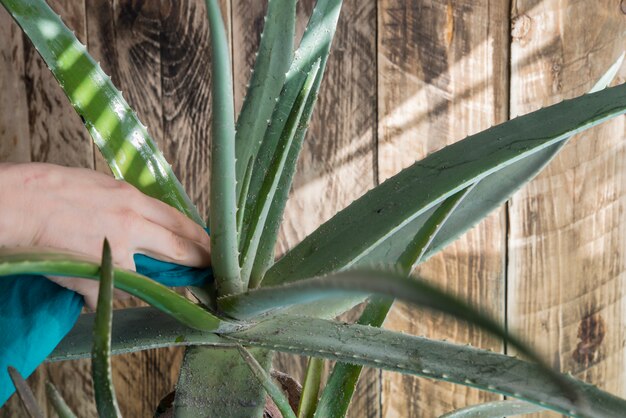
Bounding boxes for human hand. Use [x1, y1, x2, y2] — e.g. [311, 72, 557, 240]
[0, 162, 210, 308]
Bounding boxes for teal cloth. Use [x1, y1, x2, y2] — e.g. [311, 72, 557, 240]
[0, 253, 212, 407]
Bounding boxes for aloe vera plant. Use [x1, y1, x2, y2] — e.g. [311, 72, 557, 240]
[1, 0, 625, 417]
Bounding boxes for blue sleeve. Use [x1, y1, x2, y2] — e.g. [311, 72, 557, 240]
[0, 254, 212, 407]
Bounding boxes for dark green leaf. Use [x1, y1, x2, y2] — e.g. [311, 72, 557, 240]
[0, 248, 230, 332]
[92, 240, 122, 418]
[264, 83, 626, 288]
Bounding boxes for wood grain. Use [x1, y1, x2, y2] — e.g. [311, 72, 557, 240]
[508, 1, 626, 417]
[0, 6, 30, 163]
[377, 0, 510, 416]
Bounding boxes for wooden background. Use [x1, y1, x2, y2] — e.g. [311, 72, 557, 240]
[1, 0, 625, 416]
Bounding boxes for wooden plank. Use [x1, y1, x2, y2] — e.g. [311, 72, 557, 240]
[377, 1, 509, 416]
[0, 6, 30, 163]
[231, 1, 378, 416]
[507, 1, 626, 417]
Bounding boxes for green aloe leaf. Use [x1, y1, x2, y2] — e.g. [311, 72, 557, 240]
[399, 54, 626, 266]
[0, 248, 231, 332]
[0, 0, 203, 225]
[205, 0, 241, 296]
[439, 400, 543, 418]
[237, 345, 297, 418]
[239, 60, 321, 285]
[242, 0, 344, 287]
[45, 382, 77, 418]
[7, 366, 44, 418]
[227, 315, 623, 418]
[314, 187, 474, 417]
[235, 0, 297, 199]
[49, 307, 225, 362]
[92, 240, 122, 418]
[312, 56, 625, 416]
[264, 82, 626, 288]
[219, 268, 554, 387]
[49, 307, 626, 417]
[297, 357, 323, 418]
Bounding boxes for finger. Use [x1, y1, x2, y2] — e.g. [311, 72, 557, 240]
[131, 220, 211, 268]
[134, 193, 209, 246]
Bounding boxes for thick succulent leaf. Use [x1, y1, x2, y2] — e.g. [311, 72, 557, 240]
[227, 316, 625, 418]
[313, 58, 625, 416]
[235, 0, 297, 198]
[0, 0, 203, 225]
[237, 345, 297, 418]
[219, 268, 553, 382]
[417, 53, 624, 262]
[297, 357, 323, 418]
[92, 241, 122, 418]
[205, 0, 242, 296]
[49, 307, 626, 417]
[314, 188, 473, 417]
[45, 382, 77, 418]
[264, 83, 626, 287]
[439, 400, 543, 418]
[239, 60, 321, 284]
[174, 346, 271, 418]
[0, 248, 231, 332]
[243, 0, 344, 287]
[49, 307, 226, 362]
[7, 366, 44, 418]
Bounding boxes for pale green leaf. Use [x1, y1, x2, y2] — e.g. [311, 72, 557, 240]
[239, 60, 321, 285]
[235, 0, 297, 199]
[205, 0, 241, 296]
[242, 0, 344, 287]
